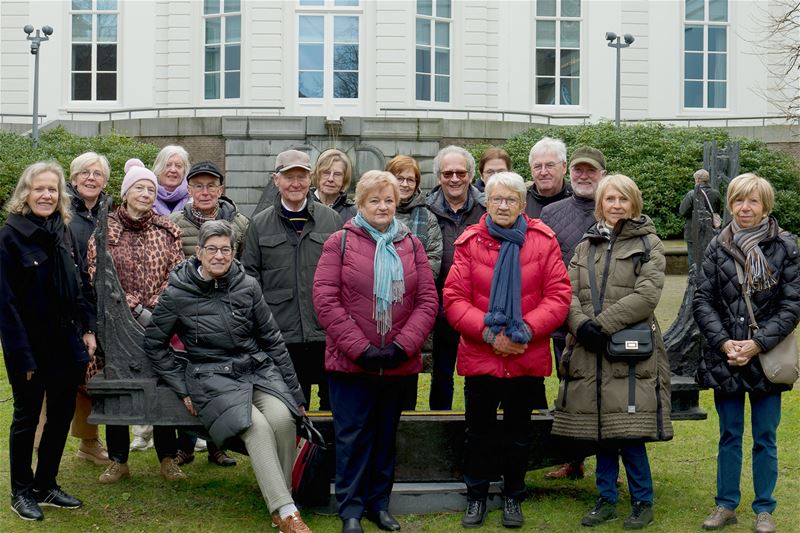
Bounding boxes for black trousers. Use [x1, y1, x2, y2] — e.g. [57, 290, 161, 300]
[9, 366, 82, 496]
[288, 342, 330, 410]
[463, 375, 547, 501]
[176, 431, 224, 456]
[429, 315, 460, 410]
[329, 373, 404, 520]
[106, 425, 178, 464]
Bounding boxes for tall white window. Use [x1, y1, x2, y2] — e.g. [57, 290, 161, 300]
[415, 0, 450, 102]
[204, 0, 241, 100]
[70, 0, 117, 101]
[684, 0, 727, 108]
[535, 0, 580, 105]
[298, 0, 360, 99]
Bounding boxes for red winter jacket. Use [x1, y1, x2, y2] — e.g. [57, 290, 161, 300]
[313, 221, 439, 376]
[443, 214, 571, 378]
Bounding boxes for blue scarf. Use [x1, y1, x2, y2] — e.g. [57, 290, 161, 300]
[484, 215, 531, 343]
[352, 213, 405, 335]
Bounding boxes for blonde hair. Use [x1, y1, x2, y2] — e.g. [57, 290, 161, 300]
[594, 174, 643, 222]
[69, 151, 110, 184]
[5, 161, 72, 223]
[153, 145, 190, 184]
[312, 149, 352, 192]
[727, 173, 775, 215]
[384, 155, 421, 192]
[355, 170, 400, 208]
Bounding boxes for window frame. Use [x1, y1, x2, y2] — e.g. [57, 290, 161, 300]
[203, 0, 242, 101]
[533, 0, 582, 107]
[415, 0, 452, 103]
[69, 0, 119, 103]
[682, 0, 729, 110]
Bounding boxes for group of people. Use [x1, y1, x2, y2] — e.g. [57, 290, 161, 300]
[1, 138, 797, 533]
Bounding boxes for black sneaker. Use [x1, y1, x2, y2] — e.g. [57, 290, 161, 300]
[10, 494, 43, 521]
[32, 487, 82, 509]
[623, 501, 653, 530]
[581, 497, 618, 527]
[502, 496, 524, 528]
[462, 499, 487, 528]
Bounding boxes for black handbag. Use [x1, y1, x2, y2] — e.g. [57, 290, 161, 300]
[606, 319, 655, 362]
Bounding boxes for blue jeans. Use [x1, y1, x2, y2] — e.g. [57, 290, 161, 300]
[596, 444, 653, 505]
[714, 390, 781, 514]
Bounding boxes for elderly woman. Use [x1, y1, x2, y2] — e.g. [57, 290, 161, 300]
[145, 220, 311, 533]
[693, 174, 800, 533]
[314, 171, 438, 533]
[443, 171, 571, 529]
[152, 144, 191, 215]
[87, 159, 186, 484]
[551, 174, 672, 530]
[1, 161, 96, 520]
[311, 148, 357, 222]
[475, 147, 511, 192]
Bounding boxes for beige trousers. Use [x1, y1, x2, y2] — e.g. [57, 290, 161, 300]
[70, 386, 99, 440]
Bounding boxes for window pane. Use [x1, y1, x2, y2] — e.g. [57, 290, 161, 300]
[72, 14, 92, 41]
[204, 0, 219, 15]
[436, 0, 452, 18]
[684, 80, 703, 107]
[226, 16, 241, 42]
[224, 0, 240, 13]
[334, 44, 358, 70]
[334, 72, 359, 98]
[334, 16, 359, 43]
[708, 27, 726, 52]
[299, 44, 323, 70]
[417, 0, 432, 16]
[97, 14, 117, 42]
[205, 46, 220, 72]
[560, 49, 580, 76]
[685, 0, 704, 21]
[300, 16, 324, 42]
[684, 52, 703, 79]
[299, 71, 323, 98]
[72, 44, 92, 71]
[708, 52, 726, 80]
[561, 0, 580, 17]
[709, 0, 727, 21]
[561, 20, 579, 47]
[560, 78, 579, 105]
[205, 72, 220, 99]
[684, 25, 703, 51]
[435, 21, 449, 47]
[536, 20, 555, 47]
[536, 49, 555, 76]
[225, 72, 240, 98]
[416, 46, 431, 73]
[300, 0, 324, 5]
[416, 73, 431, 100]
[97, 0, 117, 10]
[435, 48, 449, 75]
[97, 44, 116, 71]
[72, 0, 91, 9]
[336, 0, 360, 5]
[536, 0, 556, 17]
[206, 18, 221, 44]
[72, 73, 91, 100]
[97, 73, 116, 100]
[434, 75, 449, 102]
[225, 44, 241, 71]
[536, 77, 555, 104]
[708, 81, 726, 108]
[416, 19, 431, 45]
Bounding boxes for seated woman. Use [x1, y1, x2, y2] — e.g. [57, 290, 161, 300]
[313, 171, 438, 533]
[552, 174, 673, 530]
[144, 220, 311, 533]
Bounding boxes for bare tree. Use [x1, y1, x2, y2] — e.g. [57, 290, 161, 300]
[757, 1, 800, 118]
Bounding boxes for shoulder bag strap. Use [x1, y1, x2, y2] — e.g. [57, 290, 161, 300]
[587, 244, 602, 317]
[735, 261, 759, 335]
[699, 188, 716, 215]
[339, 228, 348, 260]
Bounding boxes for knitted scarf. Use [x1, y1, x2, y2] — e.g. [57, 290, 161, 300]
[117, 204, 154, 232]
[484, 215, 531, 343]
[731, 216, 777, 294]
[154, 180, 189, 215]
[190, 203, 219, 225]
[352, 213, 405, 335]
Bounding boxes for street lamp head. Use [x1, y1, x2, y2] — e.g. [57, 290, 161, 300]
[605, 32, 618, 42]
[624, 33, 635, 45]
[23, 24, 34, 35]
[42, 25, 54, 36]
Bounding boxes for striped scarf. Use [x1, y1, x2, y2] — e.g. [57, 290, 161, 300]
[731, 216, 777, 294]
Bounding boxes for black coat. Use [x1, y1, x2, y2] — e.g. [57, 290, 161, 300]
[0, 213, 94, 378]
[524, 181, 573, 219]
[693, 218, 800, 394]
[144, 258, 305, 446]
[66, 182, 110, 261]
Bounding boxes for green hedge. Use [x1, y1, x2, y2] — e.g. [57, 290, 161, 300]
[0, 127, 160, 224]
[468, 123, 800, 238]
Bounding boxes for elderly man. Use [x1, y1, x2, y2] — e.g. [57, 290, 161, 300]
[525, 137, 573, 218]
[426, 145, 486, 410]
[679, 168, 721, 268]
[540, 145, 607, 481]
[242, 149, 342, 410]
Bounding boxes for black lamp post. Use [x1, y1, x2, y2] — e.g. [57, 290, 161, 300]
[605, 32, 634, 127]
[23, 24, 53, 149]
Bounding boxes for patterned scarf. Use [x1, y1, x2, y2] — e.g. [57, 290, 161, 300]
[352, 213, 405, 335]
[117, 204, 154, 231]
[190, 202, 219, 225]
[731, 216, 777, 294]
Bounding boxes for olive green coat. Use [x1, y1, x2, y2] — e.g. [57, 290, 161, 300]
[552, 216, 673, 443]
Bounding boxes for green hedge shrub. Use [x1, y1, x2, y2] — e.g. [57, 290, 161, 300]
[468, 123, 800, 238]
[0, 127, 160, 224]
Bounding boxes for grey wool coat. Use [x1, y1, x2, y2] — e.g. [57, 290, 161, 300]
[552, 216, 673, 443]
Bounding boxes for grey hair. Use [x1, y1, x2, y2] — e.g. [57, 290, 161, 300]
[528, 137, 567, 166]
[485, 172, 527, 204]
[694, 168, 710, 183]
[198, 219, 235, 249]
[433, 145, 476, 178]
[153, 145, 190, 182]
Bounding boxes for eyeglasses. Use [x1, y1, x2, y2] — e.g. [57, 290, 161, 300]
[202, 246, 233, 256]
[320, 170, 345, 179]
[397, 177, 417, 185]
[570, 167, 600, 177]
[189, 183, 222, 193]
[441, 170, 469, 179]
[483, 168, 507, 177]
[488, 196, 520, 207]
[532, 162, 562, 172]
[79, 169, 105, 179]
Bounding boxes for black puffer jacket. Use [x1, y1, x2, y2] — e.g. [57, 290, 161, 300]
[693, 217, 800, 394]
[66, 182, 111, 261]
[144, 258, 305, 446]
[312, 189, 357, 223]
[540, 194, 596, 265]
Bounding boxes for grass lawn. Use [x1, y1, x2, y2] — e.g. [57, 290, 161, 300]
[1, 275, 798, 532]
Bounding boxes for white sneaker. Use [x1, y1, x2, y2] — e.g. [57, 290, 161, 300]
[194, 438, 208, 453]
[130, 436, 153, 451]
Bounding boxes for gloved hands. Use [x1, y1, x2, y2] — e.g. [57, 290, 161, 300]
[576, 320, 609, 354]
[483, 328, 527, 357]
[380, 342, 408, 369]
[355, 343, 408, 371]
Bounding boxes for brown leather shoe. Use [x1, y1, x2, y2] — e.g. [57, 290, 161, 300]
[272, 511, 312, 533]
[76, 438, 111, 466]
[754, 512, 776, 533]
[702, 506, 737, 530]
[544, 461, 585, 480]
[98, 461, 130, 484]
[160, 457, 187, 481]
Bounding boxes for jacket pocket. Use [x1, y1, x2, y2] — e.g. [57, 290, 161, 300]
[610, 355, 656, 379]
[21, 249, 49, 268]
[263, 288, 294, 306]
[308, 231, 330, 245]
[259, 234, 288, 248]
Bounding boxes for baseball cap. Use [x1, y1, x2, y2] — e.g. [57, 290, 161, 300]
[186, 160, 225, 183]
[569, 146, 606, 170]
[275, 149, 311, 172]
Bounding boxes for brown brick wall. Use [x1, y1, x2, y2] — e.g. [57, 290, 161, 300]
[137, 136, 226, 173]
